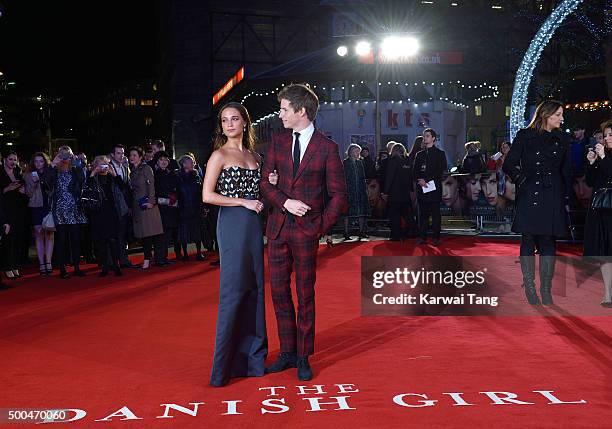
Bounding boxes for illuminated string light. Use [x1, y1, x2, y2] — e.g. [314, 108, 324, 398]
[510, 0, 584, 142]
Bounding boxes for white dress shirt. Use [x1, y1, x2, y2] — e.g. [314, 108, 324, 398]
[291, 122, 315, 162]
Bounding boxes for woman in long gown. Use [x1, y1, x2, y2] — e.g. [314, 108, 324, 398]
[202, 102, 268, 387]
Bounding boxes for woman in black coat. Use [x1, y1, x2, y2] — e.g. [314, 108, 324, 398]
[384, 143, 413, 241]
[154, 151, 181, 264]
[86, 155, 129, 276]
[0, 151, 29, 280]
[177, 155, 205, 261]
[502, 100, 571, 305]
[0, 193, 11, 288]
[583, 119, 612, 307]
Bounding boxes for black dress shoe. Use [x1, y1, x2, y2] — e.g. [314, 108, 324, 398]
[265, 352, 297, 373]
[210, 260, 220, 267]
[196, 253, 205, 261]
[113, 267, 123, 276]
[60, 271, 70, 279]
[99, 268, 109, 277]
[74, 270, 86, 277]
[432, 238, 440, 246]
[416, 238, 426, 245]
[297, 356, 313, 381]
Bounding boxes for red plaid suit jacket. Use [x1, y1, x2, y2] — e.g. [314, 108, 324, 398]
[261, 129, 348, 239]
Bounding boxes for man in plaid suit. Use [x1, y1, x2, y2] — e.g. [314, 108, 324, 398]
[261, 84, 348, 381]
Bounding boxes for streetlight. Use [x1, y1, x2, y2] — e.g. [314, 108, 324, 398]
[355, 41, 372, 56]
[338, 35, 420, 153]
[336, 45, 348, 57]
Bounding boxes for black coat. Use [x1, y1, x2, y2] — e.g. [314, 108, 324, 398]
[583, 154, 612, 256]
[502, 128, 571, 237]
[0, 167, 29, 226]
[0, 192, 7, 226]
[384, 155, 413, 203]
[413, 146, 447, 203]
[86, 174, 124, 241]
[362, 155, 377, 180]
[461, 150, 487, 174]
[154, 168, 180, 228]
[178, 170, 202, 221]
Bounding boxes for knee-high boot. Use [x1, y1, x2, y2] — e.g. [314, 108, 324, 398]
[539, 255, 555, 305]
[519, 255, 540, 305]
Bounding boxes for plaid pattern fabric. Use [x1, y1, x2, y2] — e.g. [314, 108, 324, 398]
[260, 130, 348, 240]
[261, 129, 348, 356]
[268, 221, 319, 356]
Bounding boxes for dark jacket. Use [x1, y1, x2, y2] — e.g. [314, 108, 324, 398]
[461, 150, 487, 174]
[154, 168, 181, 228]
[413, 145, 447, 202]
[85, 174, 128, 240]
[384, 155, 413, 203]
[0, 167, 29, 223]
[502, 128, 571, 237]
[0, 192, 7, 227]
[362, 155, 377, 180]
[178, 170, 202, 221]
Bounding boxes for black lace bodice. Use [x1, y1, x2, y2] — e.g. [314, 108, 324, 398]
[216, 166, 261, 199]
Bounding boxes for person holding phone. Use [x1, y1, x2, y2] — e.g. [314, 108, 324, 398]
[0, 151, 29, 280]
[49, 146, 88, 279]
[584, 120, 612, 307]
[86, 156, 129, 276]
[25, 152, 55, 275]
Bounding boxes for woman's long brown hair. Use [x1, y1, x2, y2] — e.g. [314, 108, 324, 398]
[213, 102, 257, 151]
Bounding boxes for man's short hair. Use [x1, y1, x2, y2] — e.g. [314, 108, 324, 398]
[277, 84, 319, 122]
[423, 128, 438, 141]
[150, 139, 165, 150]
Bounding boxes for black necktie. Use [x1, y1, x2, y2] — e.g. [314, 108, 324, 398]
[293, 132, 301, 177]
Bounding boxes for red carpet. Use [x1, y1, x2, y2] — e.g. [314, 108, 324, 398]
[0, 237, 610, 428]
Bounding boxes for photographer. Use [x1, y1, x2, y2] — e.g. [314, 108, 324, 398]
[86, 156, 129, 276]
[49, 146, 88, 279]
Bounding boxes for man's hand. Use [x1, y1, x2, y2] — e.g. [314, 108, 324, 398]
[417, 179, 427, 188]
[268, 170, 278, 186]
[283, 199, 311, 216]
[3, 224, 10, 235]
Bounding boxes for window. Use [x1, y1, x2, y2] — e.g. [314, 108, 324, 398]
[141, 99, 154, 106]
[145, 117, 153, 126]
[505, 106, 511, 117]
[474, 105, 482, 117]
[124, 98, 136, 107]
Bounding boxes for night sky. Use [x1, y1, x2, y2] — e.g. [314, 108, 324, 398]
[0, 0, 157, 96]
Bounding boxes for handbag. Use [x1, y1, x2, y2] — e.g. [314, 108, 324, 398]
[81, 178, 104, 212]
[591, 180, 612, 212]
[138, 196, 150, 210]
[42, 212, 55, 232]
